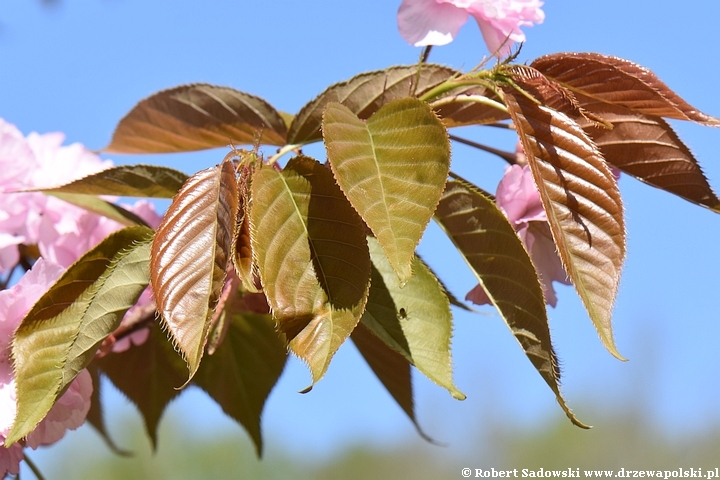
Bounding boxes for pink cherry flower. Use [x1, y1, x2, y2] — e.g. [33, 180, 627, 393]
[0, 443, 22, 478]
[398, 0, 544, 57]
[466, 163, 570, 308]
[0, 118, 112, 275]
[0, 258, 94, 476]
[0, 119, 163, 272]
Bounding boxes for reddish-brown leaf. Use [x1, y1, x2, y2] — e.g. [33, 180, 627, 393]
[504, 65, 611, 128]
[232, 163, 260, 292]
[531, 53, 720, 126]
[150, 159, 239, 381]
[503, 86, 626, 360]
[578, 99, 720, 212]
[105, 84, 287, 153]
[288, 65, 452, 145]
[288, 64, 504, 145]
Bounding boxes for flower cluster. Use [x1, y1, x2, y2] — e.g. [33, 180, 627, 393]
[397, 0, 544, 56]
[0, 119, 161, 476]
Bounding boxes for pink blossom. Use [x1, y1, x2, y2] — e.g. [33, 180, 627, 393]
[0, 258, 94, 474]
[0, 119, 163, 272]
[398, 0, 544, 56]
[0, 119, 112, 274]
[0, 442, 22, 477]
[466, 163, 570, 308]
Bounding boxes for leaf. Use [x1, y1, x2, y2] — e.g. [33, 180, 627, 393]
[194, 311, 287, 457]
[501, 65, 611, 128]
[250, 156, 371, 384]
[37, 165, 189, 198]
[323, 98, 450, 282]
[531, 52, 720, 125]
[361, 237, 464, 400]
[97, 323, 188, 450]
[578, 100, 720, 212]
[49, 192, 149, 227]
[8, 226, 154, 445]
[232, 163, 259, 293]
[85, 365, 131, 456]
[503, 86, 626, 360]
[289, 64, 460, 145]
[150, 160, 238, 381]
[350, 321, 433, 442]
[434, 179, 587, 428]
[419, 255, 473, 312]
[433, 84, 511, 128]
[105, 84, 288, 154]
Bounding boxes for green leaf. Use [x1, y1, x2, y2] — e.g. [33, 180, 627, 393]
[503, 85, 626, 361]
[288, 64, 459, 145]
[37, 165, 188, 198]
[97, 323, 188, 450]
[361, 237, 464, 400]
[250, 156, 371, 385]
[194, 311, 287, 457]
[49, 192, 149, 227]
[150, 160, 239, 382]
[8, 226, 154, 445]
[434, 179, 587, 428]
[350, 321, 433, 442]
[105, 84, 288, 154]
[323, 98, 450, 282]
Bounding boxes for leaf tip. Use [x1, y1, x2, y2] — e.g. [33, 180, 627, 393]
[600, 335, 627, 362]
[563, 405, 592, 430]
[451, 390, 467, 401]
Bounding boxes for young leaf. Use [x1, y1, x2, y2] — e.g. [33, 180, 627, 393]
[8, 226, 154, 445]
[350, 321, 433, 442]
[531, 52, 720, 126]
[434, 179, 587, 428]
[150, 160, 239, 381]
[250, 156, 371, 384]
[232, 164, 259, 293]
[323, 98, 450, 282]
[105, 84, 288, 154]
[361, 237, 465, 401]
[288, 65, 458, 145]
[503, 86, 626, 361]
[96, 323, 188, 450]
[578, 100, 720, 212]
[501, 65, 611, 128]
[36, 165, 189, 198]
[194, 312, 287, 457]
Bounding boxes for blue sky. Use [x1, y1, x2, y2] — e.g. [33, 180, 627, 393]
[2, 0, 720, 471]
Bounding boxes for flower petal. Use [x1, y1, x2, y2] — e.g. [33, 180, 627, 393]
[496, 164, 545, 225]
[468, 0, 545, 56]
[398, 0, 469, 46]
